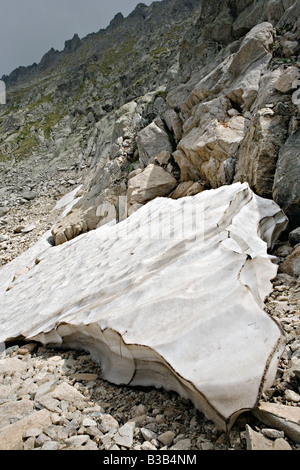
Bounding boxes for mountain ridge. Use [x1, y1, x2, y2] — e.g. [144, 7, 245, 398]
[2, 0, 202, 88]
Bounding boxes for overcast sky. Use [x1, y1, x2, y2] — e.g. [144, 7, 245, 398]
[0, 0, 155, 77]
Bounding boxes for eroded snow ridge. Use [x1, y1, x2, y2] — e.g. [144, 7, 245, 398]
[0, 183, 288, 430]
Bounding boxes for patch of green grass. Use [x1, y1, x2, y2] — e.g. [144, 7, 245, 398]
[42, 112, 62, 138]
[0, 153, 12, 163]
[27, 92, 54, 112]
[164, 24, 181, 42]
[149, 46, 168, 60]
[6, 84, 36, 109]
[128, 160, 140, 173]
[14, 124, 39, 153]
[155, 90, 168, 99]
[134, 77, 145, 88]
[97, 37, 137, 77]
[101, 79, 119, 90]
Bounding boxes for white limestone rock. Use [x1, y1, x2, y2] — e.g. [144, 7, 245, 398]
[0, 183, 287, 430]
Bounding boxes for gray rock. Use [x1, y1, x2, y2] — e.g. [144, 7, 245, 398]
[273, 66, 300, 94]
[262, 428, 285, 439]
[113, 422, 135, 448]
[21, 225, 36, 234]
[289, 227, 300, 247]
[65, 434, 90, 447]
[273, 128, 300, 231]
[23, 427, 43, 438]
[82, 417, 97, 427]
[35, 433, 51, 446]
[253, 402, 300, 444]
[235, 107, 288, 198]
[284, 389, 300, 403]
[127, 163, 177, 205]
[41, 440, 59, 450]
[13, 226, 25, 234]
[19, 191, 38, 201]
[136, 121, 173, 168]
[23, 436, 36, 450]
[279, 245, 300, 278]
[141, 427, 157, 442]
[170, 438, 192, 450]
[246, 425, 292, 450]
[0, 207, 9, 217]
[99, 414, 119, 434]
[141, 441, 157, 450]
[158, 430, 175, 447]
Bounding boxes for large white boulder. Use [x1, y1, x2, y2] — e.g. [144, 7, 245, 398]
[0, 183, 287, 430]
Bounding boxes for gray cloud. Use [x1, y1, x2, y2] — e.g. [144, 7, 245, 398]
[0, 0, 154, 77]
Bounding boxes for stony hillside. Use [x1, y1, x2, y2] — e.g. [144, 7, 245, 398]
[0, 0, 202, 263]
[0, 0, 299, 452]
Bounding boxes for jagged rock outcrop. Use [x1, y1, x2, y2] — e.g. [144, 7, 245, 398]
[64, 34, 82, 54]
[168, 20, 286, 190]
[0, 183, 288, 430]
[165, 1, 300, 229]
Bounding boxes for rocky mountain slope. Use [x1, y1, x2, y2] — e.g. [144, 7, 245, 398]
[0, 0, 300, 452]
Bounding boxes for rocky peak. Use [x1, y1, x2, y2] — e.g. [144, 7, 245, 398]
[128, 2, 149, 19]
[108, 12, 125, 30]
[39, 47, 60, 71]
[63, 33, 82, 54]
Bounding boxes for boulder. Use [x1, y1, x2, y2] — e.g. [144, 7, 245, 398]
[273, 65, 300, 94]
[136, 120, 173, 167]
[0, 409, 52, 451]
[177, 96, 248, 188]
[273, 128, 300, 231]
[253, 402, 300, 444]
[169, 181, 205, 199]
[279, 37, 300, 58]
[127, 164, 177, 206]
[0, 207, 9, 217]
[154, 150, 172, 167]
[226, 22, 274, 111]
[51, 179, 127, 245]
[289, 227, 300, 247]
[277, 0, 300, 33]
[0, 399, 34, 431]
[51, 207, 101, 246]
[0, 183, 287, 431]
[163, 109, 183, 143]
[179, 22, 274, 114]
[278, 244, 300, 278]
[245, 425, 292, 450]
[234, 108, 289, 197]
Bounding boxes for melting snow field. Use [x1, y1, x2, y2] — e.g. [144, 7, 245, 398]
[0, 183, 288, 429]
